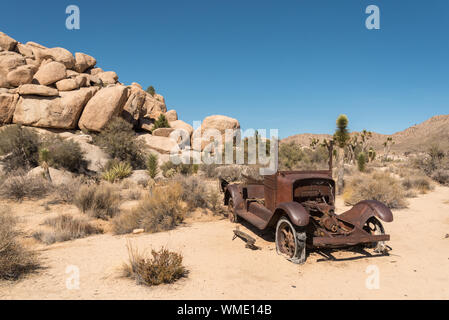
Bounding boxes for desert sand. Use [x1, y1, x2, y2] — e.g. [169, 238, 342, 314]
[0, 186, 448, 300]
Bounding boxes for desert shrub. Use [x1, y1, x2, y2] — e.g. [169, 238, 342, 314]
[176, 175, 209, 210]
[74, 184, 120, 219]
[343, 172, 408, 209]
[146, 153, 159, 179]
[122, 243, 187, 286]
[431, 169, 449, 185]
[161, 161, 197, 177]
[0, 125, 40, 170]
[402, 176, 433, 194]
[0, 172, 53, 201]
[146, 86, 155, 96]
[412, 145, 449, 185]
[40, 136, 85, 173]
[153, 114, 170, 130]
[0, 209, 39, 280]
[52, 177, 84, 203]
[102, 162, 132, 183]
[208, 190, 224, 214]
[94, 117, 145, 168]
[215, 165, 243, 182]
[33, 214, 102, 245]
[357, 152, 366, 172]
[200, 164, 220, 178]
[279, 143, 329, 170]
[112, 181, 183, 234]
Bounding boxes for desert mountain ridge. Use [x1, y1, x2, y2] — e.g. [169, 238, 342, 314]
[282, 114, 449, 154]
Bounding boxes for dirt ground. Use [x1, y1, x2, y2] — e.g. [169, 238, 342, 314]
[0, 186, 448, 300]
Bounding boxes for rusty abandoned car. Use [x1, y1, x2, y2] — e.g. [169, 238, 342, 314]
[221, 144, 393, 264]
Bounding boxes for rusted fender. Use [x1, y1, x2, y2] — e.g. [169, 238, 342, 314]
[224, 184, 244, 210]
[338, 200, 393, 228]
[270, 202, 310, 227]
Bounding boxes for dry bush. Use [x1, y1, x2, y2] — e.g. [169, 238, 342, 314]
[343, 172, 408, 209]
[33, 214, 102, 245]
[112, 181, 183, 234]
[0, 209, 39, 280]
[122, 243, 187, 286]
[402, 176, 434, 194]
[0, 125, 40, 171]
[74, 183, 120, 219]
[175, 175, 209, 210]
[51, 176, 84, 203]
[0, 171, 53, 201]
[431, 169, 449, 185]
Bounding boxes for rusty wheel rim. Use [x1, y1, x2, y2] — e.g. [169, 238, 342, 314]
[277, 222, 296, 258]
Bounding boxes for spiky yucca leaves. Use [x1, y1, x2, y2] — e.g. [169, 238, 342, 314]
[102, 162, 132, 183]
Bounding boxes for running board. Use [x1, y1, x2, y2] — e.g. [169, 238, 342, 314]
[236, 209, 268, 230]
[313, 234, 390, 246]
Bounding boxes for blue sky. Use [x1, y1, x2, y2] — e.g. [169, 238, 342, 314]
[1, 0, 448, 138]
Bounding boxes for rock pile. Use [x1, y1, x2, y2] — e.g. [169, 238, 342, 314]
[0, 31, 240, 159]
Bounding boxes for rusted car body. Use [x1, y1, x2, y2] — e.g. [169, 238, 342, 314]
[222, 147, 393, 264]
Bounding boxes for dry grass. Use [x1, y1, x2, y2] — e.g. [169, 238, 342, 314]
[112, 181, 183, 234]
[402, 176, 434, 194]
[0, 208, 39, 281]
[74, 183, 120, 219]
[122, 242, 188, 286]
[0, 171, 53, 201]
[343, 171, 408, 209]
[33, 214, 102, 245]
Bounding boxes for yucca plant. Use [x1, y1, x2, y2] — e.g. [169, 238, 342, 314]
[146, 153, 159, 179]
[102, 162, 132, 183]
[333, 114, 350, 193]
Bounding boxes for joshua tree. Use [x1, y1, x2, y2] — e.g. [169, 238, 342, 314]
[333, 114, 350, 193]
[309, 138, 320, 150]
[39, 148, 52, 182]
[368, 147, 376, 162]
[383, 137, 395, 161]
[360, 129, 373, 153]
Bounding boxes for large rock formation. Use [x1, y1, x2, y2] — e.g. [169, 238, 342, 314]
[0, 32, 241, 162]
[78, 85, 129, 132]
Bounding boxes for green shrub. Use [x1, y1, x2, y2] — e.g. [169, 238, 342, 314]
[41, 136, 85, 173]
[357, 152, 366, 172]
[74, 184, 120, 219]
[102, 162, 132, 183]
[146, 153, 159, 179]
[146, 86, 156, 96]
[94, 117, 145, 169]
[33, 214, 102, 245]
[122, 243, 187, 286]
[0, 208, 39, 280]
[153, 114, 170, 130]
[279, 143, 329, 170]
[0, 125, 40, 170]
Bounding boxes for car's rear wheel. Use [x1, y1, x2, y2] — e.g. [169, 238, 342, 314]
[363, 217, 387, 253]
[275, 217, 306, 264]
[228, 198, 240, 223]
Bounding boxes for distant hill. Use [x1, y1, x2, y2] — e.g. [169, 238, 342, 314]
[282, 115, 449, 154]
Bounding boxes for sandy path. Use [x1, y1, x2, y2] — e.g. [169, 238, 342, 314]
[1, 186, 448, 300]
